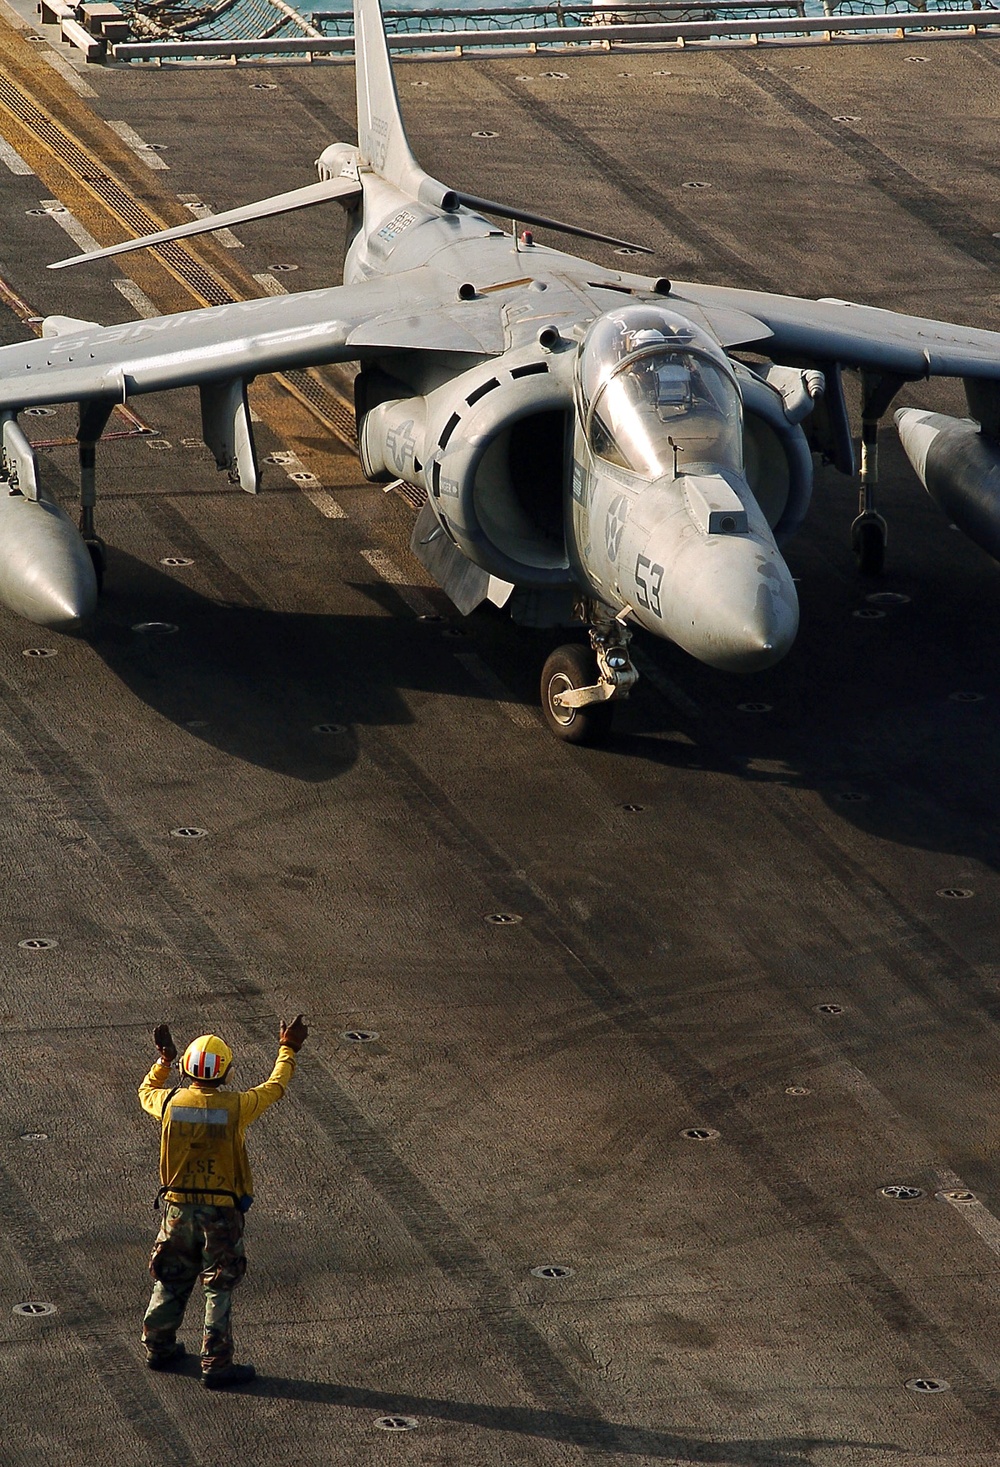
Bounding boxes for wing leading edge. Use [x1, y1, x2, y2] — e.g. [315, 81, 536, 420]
[0, 267, 505, 414]
[672, 282, 1000, 381]
[8, 276, 1000, 418]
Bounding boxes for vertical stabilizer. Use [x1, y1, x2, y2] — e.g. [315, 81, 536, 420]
[354, 0, 456, 210]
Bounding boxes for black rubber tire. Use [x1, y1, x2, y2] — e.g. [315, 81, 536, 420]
[854, 519, 885, 577]
[540, 643, 615, 745]
[86, 538, 106, 594]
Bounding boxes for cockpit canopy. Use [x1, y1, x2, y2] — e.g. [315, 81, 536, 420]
[578, 305, 744, 480]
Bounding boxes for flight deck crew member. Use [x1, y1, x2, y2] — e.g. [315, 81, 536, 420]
[138, 1015, 308, 1389]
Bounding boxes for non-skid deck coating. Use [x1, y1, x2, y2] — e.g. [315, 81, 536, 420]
[1, 16, 1000, 1465]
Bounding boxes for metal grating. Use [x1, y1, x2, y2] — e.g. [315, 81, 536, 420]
[282, 369, 357, 445]
[0, 72, 359, 448]
[392, 480, 428, 511]
[0, 73, 232, 307]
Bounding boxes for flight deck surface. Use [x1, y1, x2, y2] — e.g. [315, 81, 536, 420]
[1, 15, 1000, 1464]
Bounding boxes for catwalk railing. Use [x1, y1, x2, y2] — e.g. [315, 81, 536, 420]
[110, 0, 1000, 60]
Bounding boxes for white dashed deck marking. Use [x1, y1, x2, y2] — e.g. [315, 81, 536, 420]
[301, 488, 347, 519]
[40, 200, 101, 255]
[360, 548, 438, 617]
[253, 273, 288, 297]
[934, 1168, 1000, 1257]
[113, 279, 159, 318]
[0, 138, 32, 175]
[827, 1061, 1000, 1259]
[43, 51, 97, 98]
[107, 120, 170, 169]
[176, 193, 243, 249]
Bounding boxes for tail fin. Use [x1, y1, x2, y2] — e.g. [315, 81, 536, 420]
[354, 0, 456, 210]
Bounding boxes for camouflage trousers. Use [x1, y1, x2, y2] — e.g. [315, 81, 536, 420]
[142, 1202, 247, 1371]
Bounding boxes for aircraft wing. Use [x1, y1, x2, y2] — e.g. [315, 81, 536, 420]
[671, 281, 1000, 380]
[0, 266, 506, 414]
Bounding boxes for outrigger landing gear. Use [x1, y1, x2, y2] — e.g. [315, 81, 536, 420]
[540, 604, 638, 744]
[77, 401, 112, 594]
[850, 371, 903, 578]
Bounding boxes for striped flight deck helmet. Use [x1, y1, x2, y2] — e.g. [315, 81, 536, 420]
[181, 1034, 233, 1083]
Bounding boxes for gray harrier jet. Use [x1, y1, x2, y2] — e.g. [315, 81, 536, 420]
[2, 0, 1000, 740]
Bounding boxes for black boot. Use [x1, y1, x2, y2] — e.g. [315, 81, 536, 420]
[145, 1341, 186, 1371]
[202, 1361, 255, 1390]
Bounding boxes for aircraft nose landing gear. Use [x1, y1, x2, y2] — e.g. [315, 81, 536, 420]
[541, 609, 638, 743]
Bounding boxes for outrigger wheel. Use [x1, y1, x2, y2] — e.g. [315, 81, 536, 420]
[85, 537, 106, 593]
[851, 512, 887, 577]
[541, 643, 615, 745]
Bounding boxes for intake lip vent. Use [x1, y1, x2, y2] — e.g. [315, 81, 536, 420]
[466, 378, 500, 405]
[438, 412, 461, 449]
[511, 362, 549, 379]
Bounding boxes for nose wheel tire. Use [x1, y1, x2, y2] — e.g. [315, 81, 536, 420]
[541, 643, 615, 745]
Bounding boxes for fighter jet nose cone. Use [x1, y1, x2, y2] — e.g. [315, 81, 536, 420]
[715, 600, 798, 673]
[673, 542, 799, 673]
[17, 585, 95, 629]
[36, 582, 93, 627]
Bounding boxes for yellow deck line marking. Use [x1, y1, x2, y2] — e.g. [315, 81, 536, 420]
[41, 50, 97, 100]
[0, 17, 358, 460]
[0, 53, 358, 447]
[0, 72, 239, 309]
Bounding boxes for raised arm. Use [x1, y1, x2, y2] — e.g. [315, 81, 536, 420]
[239, 1016, 309, 1125]
[138, 1023, 178, 1119]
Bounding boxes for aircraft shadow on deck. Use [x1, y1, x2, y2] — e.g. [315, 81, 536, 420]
[80, 549, 529, 780]
[81, 547, 1000, 875]
[610, 687, 1000, 876]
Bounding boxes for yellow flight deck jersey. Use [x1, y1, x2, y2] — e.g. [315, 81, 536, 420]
[138, 1045, 297, 1208]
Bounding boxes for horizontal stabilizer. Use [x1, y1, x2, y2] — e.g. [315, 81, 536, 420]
[48, 176, 362, 271]
[455, 192, 652, 256]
